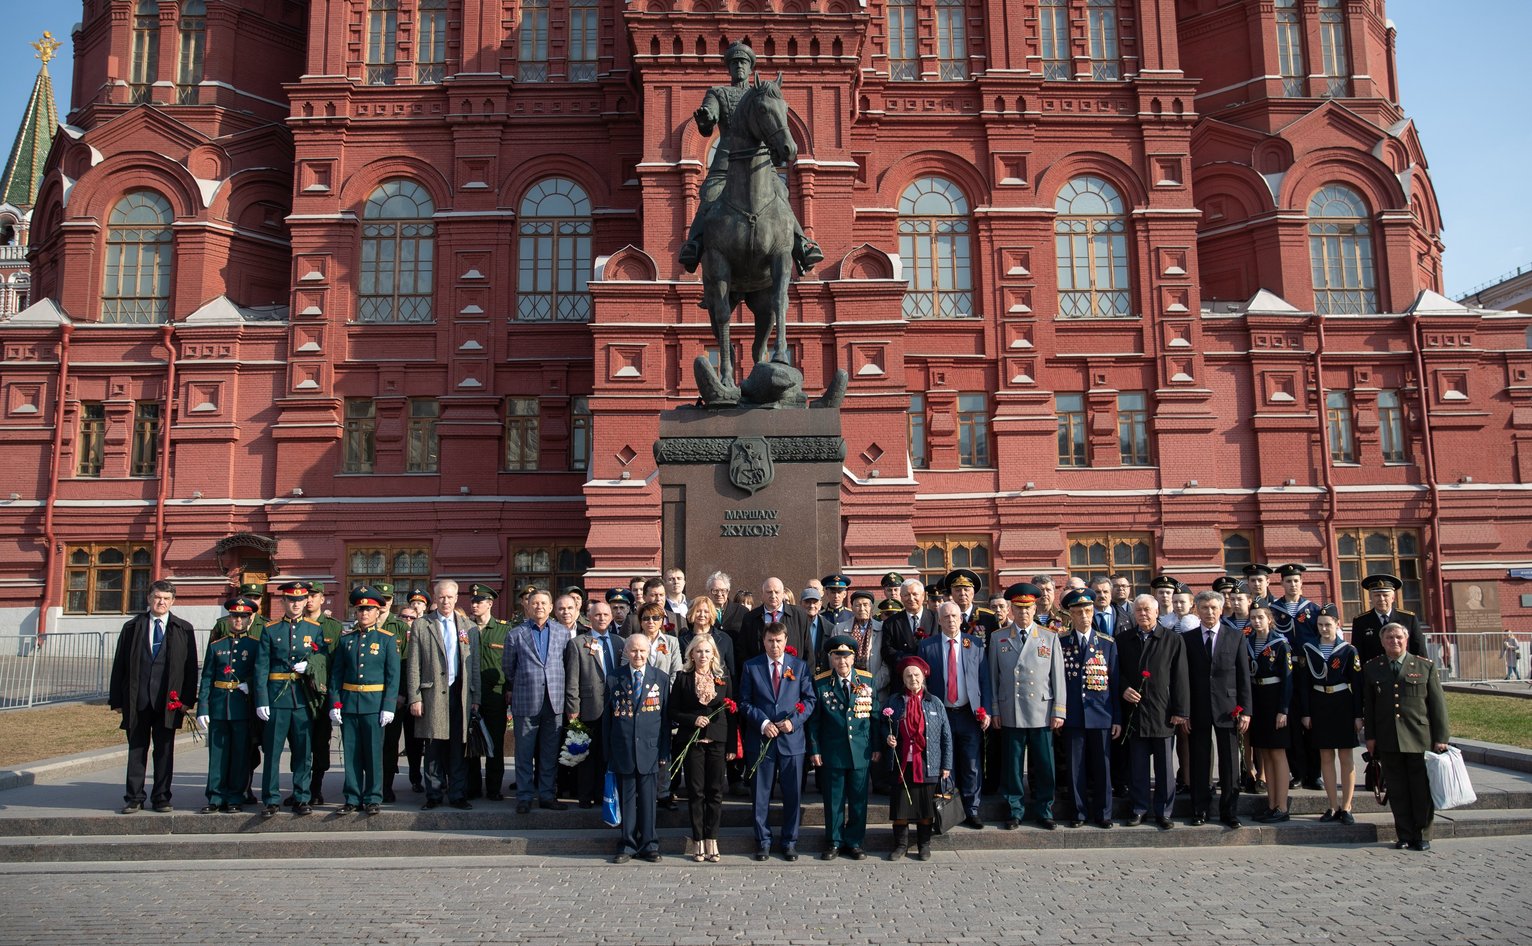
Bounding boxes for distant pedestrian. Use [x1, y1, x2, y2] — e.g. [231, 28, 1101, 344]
[1505, 632, 1522, 681]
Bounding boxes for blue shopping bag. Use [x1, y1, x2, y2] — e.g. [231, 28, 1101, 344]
[601, 770, 621, 827]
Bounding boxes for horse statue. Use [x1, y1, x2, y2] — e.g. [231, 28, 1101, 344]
[690, 73, 846, 409]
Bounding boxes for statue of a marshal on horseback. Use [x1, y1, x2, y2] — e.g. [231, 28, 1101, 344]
[682, 43, 845, 410]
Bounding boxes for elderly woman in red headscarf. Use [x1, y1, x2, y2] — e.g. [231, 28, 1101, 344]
[872, 655, 952, 861]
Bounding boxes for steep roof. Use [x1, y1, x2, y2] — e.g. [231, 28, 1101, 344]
[0, 59, 60, 211]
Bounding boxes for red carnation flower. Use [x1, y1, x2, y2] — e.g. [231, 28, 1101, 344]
[794, 702, 806, 715]
[785, 646, 798, 657]
[310, 640, 321, 652]
[723, 698, 738, 713]
[1141, 670, 1151, 679]
[223, 665, 233, 675]
[1232, 705, 1244, 718]
[974, 707, 989, 723]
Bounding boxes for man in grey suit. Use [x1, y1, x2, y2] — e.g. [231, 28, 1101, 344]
[1182, 590, 1252, 828]
[407, 579, 483, 810]
[503, 588, 573, 813]
[985, 583, 1068, 829]
[564, 598, 623, 808]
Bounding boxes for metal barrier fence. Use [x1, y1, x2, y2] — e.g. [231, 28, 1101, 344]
[0, 632, 122, 709]
[1448, 631, 1528, 685]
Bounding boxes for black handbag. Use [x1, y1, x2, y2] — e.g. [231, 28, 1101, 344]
[932, 775, 964, 835]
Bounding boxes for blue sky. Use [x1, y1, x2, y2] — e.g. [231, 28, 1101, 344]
[0, 1, 1524, 300]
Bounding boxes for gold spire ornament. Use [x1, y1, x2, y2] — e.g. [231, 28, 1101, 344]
[32, 32, 62, 66]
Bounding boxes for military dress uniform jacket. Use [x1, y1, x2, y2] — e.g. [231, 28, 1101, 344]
[408, 612, 483, 740]
[1351, 609, 1426, 667]
[805, 669, 876, 769]
[212, 613, 267, 642]
[477, 618, 512, 707]
[1294, 640, 1363, 720]
[960, 606, 1001, 643]
[984, 623, 1066, 729]
[255, 618, 327, 713]
[198, 635, 259, 721]
[1034, 608, 1070, 636]
[1245, 632, 1294, 716]
[328, 626, 401, 716]
[1362, 653, 1449, 753]
[1060, 630, 1121, 730]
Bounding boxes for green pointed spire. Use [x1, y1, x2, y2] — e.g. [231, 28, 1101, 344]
[0, 34, 63, 211]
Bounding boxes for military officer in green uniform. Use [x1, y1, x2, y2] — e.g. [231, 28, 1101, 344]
[376, 582, 421, 801]
[467, 583, 512, 800]
[211, 582, 268, 641]
[304, 581, 345, 805]
[254, 581, 326, 818]
[807, 635, 876, 860]
[195, 594, 260, 813]
[1362, 622, 1450, 852]
[327, 586, 401, 814]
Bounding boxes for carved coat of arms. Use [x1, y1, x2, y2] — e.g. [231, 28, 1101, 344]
[728, 437, 774, 495]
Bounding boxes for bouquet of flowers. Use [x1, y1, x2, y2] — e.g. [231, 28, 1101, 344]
[748, 702, 805, 778]
[167, 690, 203, 743]
[559, 717, 593, 767]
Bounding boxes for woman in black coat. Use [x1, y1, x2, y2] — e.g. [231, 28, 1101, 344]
[670, 634, 733, 862]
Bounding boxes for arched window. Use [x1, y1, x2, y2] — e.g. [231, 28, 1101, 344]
[898, 176, 973, 319]
[102, 190, 174, 324]
[131, 0, 160, 104]
[1055, 174, 1131, 318]
[359, 179, 435, 323]
[1308, 184, 1377, 314]
[517, 178, 592, 322]
[177, 0, 206, 104]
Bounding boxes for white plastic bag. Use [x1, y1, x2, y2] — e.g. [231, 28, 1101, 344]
[1424, 745, 1476, 810]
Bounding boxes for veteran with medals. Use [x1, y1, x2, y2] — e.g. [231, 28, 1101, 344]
[195, 595, 260, 813]
[327, 586, 401, 814]
[985, 583, 1068, 830]
[1058, 586, 1121, 828]
[605, 634, 670, 863]
[807, 635, 876, 859]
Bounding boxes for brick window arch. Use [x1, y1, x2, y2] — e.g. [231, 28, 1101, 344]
[1055, 174, 1131, 319]
[517, 178, 592, 322]
[1308, 183, 1377, 314]
[359, 179, 435, 323]
[102, 190, 174, 324]
[898, 176, 973, 319]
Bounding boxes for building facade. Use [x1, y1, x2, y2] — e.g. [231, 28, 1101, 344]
[3, 0, 1530, 653]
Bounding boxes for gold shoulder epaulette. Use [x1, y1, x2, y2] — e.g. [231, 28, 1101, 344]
[1396, 609, 1414, 617]
[976, 606, 995, 615]
[376, 628, 394, 637]
[814, 669, 833, 680]
[854, 668, 874, 679]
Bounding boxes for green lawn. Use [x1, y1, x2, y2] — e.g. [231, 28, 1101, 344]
[1444, 692, 1532, 750]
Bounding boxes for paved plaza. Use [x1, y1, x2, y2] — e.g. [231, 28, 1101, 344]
[0, 837, 1527, 945]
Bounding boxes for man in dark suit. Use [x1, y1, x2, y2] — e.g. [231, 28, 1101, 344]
[564, 598, 623, 808]
[880, 577, 938, 674]
[605, 633, 670, 863]
[1092, 577, 1132, 639]
[802, 586, 836, 671]
[1351, 573, 1426, 666]
[1117, 594, 1189, 829]
[737, 577, 810, 667]
[740, 622, 816, 861]
[1363, 623, 1450, 852]
[109, 579, 199, 814]
[919, 601, 991, 828]
[1183, 590, 1252, 828]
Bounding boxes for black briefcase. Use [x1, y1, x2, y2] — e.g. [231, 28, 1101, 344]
[932, 776, 964, 835]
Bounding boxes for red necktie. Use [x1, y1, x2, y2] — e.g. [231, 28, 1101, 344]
[772, 660, 782, 696]
[947, 639, 959, 704]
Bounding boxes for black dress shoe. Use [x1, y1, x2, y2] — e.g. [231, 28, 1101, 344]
[1096, 819, 1114, 829]
[819, 848, 839, 861]
[366, 803, 381, 815]
[1393, 840, 1410, 850]
[611, 852, 632, 864]
[243, 791, 258, 805]
[1125, 813, 1144, 826]
[845, 847, 866, 860]
[1036, 818, 1057, 831]
[1337, 810, 1356, 825]
[1190, 815, 1207, 827]
[1414, 840, 1431, 852]
[782, 846, 799, 862]
[294, 803, 312, 816]
[1302, 780, 1323, 791]
[199, 804, 221, 814]
[411, 782, 425, 794]
[383, 788, 396, 803]
[262, 805, 278, 819]
[753, 847, 770, 861]
[1069, 819, 1086, 829]
[639, 850, 662, 862]
[487, 792, 505, 802]
[1002, 818, 1020, 830]
[153, 804, 173, 813]
[312, 793, 325, 806]
[422, 800, 441, 810]
[1155, 817, 1173, 830]
[449, 799, 473, 810]
[515, 801, 531, 814]
[338, 804, 357, 814]
[220, 805, 243, 814]
[962, 815, 985, 830]
[659, 797, 679, 811]
[1222, 817, 1243, 829]
[538, 798, 567, 811]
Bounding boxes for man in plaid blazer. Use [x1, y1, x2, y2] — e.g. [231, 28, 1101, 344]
[502, 589, 574, 814]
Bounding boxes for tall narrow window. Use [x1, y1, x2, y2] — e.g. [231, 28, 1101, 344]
[1326, 390, 1355, 463]
[1274, 0, 1306, 97]
[1308, 184, 1377, 315]
[1378, 389, 1407, 463]
[957, 393, 990, 468]
[908, 394, 928, 470]
[366, 0, 398, 86]
[517, 178, 592, 322]
[1117, 391, 1150, 465]
[77, 402, 106, 477]
[899, 177, 973, 319]
[131, 0, 160, 104]
[519, 0, 550, 82]
[570, 397, 591, 471]
[103, 191, 174, 324]
[1056, 393, 1087, 467]
[569, 0, 598, 82]
[1039, 0, 1071, 80]
[1086, 0, 1120, 80]
[935, 0, 968, 80]
[505, 397, 541, 471]
[887, 0, 918, 81]
[417, 0, 448, 84]
[131, 402, 162, 477]
[1056, 175, 1131, 319]
[344, 399, 377, 473]
[359, 180, 435, 323]
[1317, 0, 1350, 97]
[177, 0, 206, 104]
[406, 398, 440, 473]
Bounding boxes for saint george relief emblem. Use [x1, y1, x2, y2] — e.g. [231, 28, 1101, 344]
[728, 437, 774, 495]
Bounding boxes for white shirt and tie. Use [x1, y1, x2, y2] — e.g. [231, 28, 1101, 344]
[148, 616, 166, 659]
[761, 657, 785, 733]
[943, 633, 967, 708]
[438, 611, 458, 686]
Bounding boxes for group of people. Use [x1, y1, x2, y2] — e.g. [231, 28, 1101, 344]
[104, 561, 1451, 857]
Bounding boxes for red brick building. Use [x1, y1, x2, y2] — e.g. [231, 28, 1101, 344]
[4, 0, 1530, 649]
